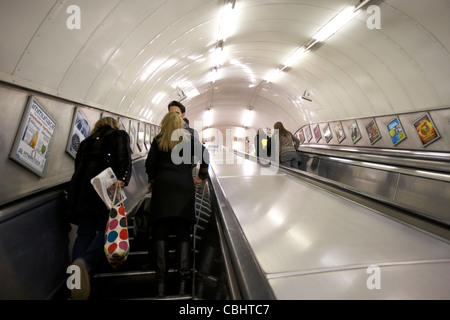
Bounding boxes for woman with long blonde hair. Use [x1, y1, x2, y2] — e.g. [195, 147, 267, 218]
[156, 111, 186, 152]
[145, 111, 209, 297]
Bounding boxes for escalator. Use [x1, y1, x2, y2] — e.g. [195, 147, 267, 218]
[88, 181, 230, 300]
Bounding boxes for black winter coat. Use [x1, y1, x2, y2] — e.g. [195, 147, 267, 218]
[67, 128, 132, 224]
[145, 133, 209, 225]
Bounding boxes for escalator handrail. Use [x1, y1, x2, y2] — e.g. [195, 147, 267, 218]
[207, 166, 276, 300]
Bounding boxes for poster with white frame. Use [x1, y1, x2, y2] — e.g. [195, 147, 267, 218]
[129, 120, 137, 154]
[9, 96, 57, 177]
[66, 107, 91, 159]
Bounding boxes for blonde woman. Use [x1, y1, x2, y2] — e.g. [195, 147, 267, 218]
[145, 111, 209, 296]
[67, 116, 132, 299]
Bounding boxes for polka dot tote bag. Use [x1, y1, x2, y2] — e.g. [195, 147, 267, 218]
[104, 184, 129, 268]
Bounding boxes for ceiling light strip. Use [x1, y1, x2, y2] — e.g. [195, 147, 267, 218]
[264, 0, 372, 83]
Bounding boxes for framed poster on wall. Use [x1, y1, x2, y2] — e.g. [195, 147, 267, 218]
[304, 125, 312, 142]
[334, 121, 346, 144]
[323, 123, 332, 143]
[413, 113, 441, 147]
[348, 121, 362, 144]
[66, 107, 91, 159]
[137, 122, 145, 152]
[387, 116, 407, 146]
[9, 96, 57, 177]
[145, 124, 151, 150]
[365, 119, 381, 145]
[118, 117, 127, 131]
[313, 124, 322, 143]
[298, 128, 305, 144]
[129, 120, 137, 154]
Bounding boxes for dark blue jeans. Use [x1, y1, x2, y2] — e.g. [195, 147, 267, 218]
[72, 214, 108, 275]
[280, 151, 299, 169]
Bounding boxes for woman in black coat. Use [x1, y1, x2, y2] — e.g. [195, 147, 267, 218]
[145, 112, 209, 296]
[67, 117, 132, 300]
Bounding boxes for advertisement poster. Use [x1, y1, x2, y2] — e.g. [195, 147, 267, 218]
[413, 113, 441, 147]
[387, 117, 407, 145]
[365, 119, 381, 145]
[349, 121, 362, 144]
[137, 122, 145, 152]
[66, 108, 91, 159]
[118, 117, 127, 131]
[9, 96, 57, 177]
[145, 124, 151, 150]
[151, 124, 156, 139]
[298, 128, 305, 144]
[334, 121, 346, 143]
[323, 123, 332, 143]
[129, 121, 136, 154]
[313, 124, 322, 143]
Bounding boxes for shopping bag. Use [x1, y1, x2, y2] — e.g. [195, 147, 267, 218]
[104, 184, 129, 268]
[91, 167, 127, 209]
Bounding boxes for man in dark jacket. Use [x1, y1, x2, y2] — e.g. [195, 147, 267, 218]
[168, 100, 203, 168]
[67, 117, 132, 300]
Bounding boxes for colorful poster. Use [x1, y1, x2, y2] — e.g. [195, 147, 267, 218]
[387, 117, 407, 145]
[298, 128, 305, 144]
[9, 96, 57, 177]
[66, 108, 91, 159]
[334, 121, 346, 143]
[305, 125, 312, 142]
[413, 113, 441, 147]
[365, 119, 381, 145]
[323, 123, 332, 143]
[349, 121, 362, 144]
[313, 124, 322, 143]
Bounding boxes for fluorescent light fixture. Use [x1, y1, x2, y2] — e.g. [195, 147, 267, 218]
[210, 67, 219, 83]
[211, 45, 225, 67]
[283, 47, 307, 67]
[313, 6, 357, 42]
[242, 109, 254, 127]
[265, 68, 282, 83]
[204, 108, 213, 127]
[218, 1, 238, 42]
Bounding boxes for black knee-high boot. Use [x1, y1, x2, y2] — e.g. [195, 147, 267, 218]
[177, 241, 191, 295]
[154, 240, 168, 297]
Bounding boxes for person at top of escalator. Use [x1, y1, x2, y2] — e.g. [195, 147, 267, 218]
[273, 121, 300, 169]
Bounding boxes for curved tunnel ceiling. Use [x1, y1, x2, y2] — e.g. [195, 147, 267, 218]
[0, 0, 449, 134]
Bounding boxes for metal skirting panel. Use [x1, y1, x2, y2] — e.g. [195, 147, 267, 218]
[0, 190, 70, 299]
[300, 154, 450, 226]
[395, 175, 450, 225]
